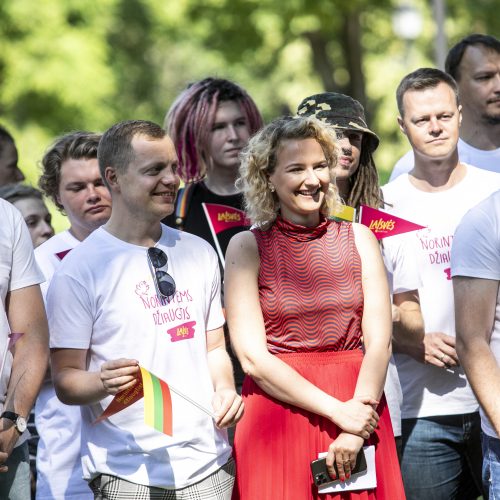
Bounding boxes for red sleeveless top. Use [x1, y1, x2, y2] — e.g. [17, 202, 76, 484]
[252, 216, 363, 354]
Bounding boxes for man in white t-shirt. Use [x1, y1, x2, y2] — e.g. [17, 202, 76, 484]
[390, 34, 500, 181]
[382, 235, 423, 456]
[382, 67, 500, 499]
[452, 189, 500, 498]
[0, 199, 48, 499]
[35, 131, 111, 500]
[47, 120, 243, 498]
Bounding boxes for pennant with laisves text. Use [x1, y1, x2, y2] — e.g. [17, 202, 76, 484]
[94, 366, 173, 436]
[359, 205, 426, 240]
[202, 203, 251, 266]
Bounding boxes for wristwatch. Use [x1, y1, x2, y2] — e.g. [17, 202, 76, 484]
[0, 411, 27, 433]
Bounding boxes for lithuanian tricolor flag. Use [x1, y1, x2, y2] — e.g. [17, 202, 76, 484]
[140, 367, 173, 436]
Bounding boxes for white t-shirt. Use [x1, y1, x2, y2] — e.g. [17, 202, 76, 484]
[389, 138, 500, 181]
[382, 165, 500, 419]
[47, 225, 230, 489]
[35, 230, 91, 499]
[382, 235, 422, 436]
[0, 199, 44, 446]
[451, 190, 500, 438]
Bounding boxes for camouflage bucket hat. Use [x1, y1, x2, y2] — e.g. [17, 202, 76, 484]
[297, 92, 379, 153]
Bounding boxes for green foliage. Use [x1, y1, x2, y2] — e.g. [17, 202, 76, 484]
[0, 0, 498, 232]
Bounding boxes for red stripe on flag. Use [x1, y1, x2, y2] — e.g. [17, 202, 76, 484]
[159, 377, 173, 436]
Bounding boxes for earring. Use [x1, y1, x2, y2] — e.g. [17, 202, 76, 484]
[269, 184, 275, 193]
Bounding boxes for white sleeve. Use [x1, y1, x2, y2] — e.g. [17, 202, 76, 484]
[47, 270, 94, 349]
[383, 235, 422, 294]
[9, 207, 44, 291]
[451, 204, 500, 280]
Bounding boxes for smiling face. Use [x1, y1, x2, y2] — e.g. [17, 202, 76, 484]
[206, 100, 251, 173]
[13, 196, 54, 248]
[58, 157, 112, 241]
[457, 45, 500, 126]
[398, 82, 462, 161]
[268, 138, 331, 227]
[110, 134, 180, 222]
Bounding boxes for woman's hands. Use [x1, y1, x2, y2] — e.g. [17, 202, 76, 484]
[326, 433, 365, 482]
[330, 396, 379, 439]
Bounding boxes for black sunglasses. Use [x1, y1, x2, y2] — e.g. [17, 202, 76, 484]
[147, 247, 176, 299]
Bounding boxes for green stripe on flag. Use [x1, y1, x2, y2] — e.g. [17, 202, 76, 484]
[151, 373, 164, 433]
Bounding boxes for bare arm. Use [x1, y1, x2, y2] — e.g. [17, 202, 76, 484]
[206, 327, 244, 428]
[454, 276, 500, 433]
[352, 223, 393, 402]
[323, 224, 393, 482]
[392, 290, 424, 345]
[51, 348, 139, 406]
[224, 231, 378, 440]
[0, 285, 49, 467]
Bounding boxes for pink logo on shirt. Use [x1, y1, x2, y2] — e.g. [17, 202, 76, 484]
[135, 281, 150, 296]
[167, 321, 196, 342]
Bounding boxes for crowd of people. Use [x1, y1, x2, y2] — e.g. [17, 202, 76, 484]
[0, 32, 499, 500]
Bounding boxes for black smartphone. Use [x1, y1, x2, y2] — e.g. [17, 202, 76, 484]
[310, 447, 368, 487]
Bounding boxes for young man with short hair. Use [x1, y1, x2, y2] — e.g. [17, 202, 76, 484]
[383, 67, 500, 499]
[390, 33, 500, 179]
[48, 120, 242, 498]
[35, 131, 111, 500]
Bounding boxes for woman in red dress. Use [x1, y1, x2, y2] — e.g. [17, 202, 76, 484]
[224, 115, 405, 499]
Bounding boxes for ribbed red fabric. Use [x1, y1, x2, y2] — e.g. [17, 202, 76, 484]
[233, 217, 405, 499]
[252, 217, 363, 354]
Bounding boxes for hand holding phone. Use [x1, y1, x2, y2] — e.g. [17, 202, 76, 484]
[311, 447, 367, 487]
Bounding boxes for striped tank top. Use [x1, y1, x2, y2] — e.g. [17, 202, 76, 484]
[252, 216, 363, 354]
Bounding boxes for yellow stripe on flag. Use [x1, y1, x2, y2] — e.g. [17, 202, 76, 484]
[140, 367, 155, 428]
[331, 204, 356, 222]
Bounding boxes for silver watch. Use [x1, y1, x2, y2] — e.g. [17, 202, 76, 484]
[1, 411, 27, 433]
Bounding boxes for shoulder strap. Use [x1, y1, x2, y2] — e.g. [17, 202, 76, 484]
[174, 183, 196, 230]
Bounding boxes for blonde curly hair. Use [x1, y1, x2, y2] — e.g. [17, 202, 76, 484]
[237, 115, 342, 226]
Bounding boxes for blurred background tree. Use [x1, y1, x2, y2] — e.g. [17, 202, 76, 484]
[0, 0, 498, 230]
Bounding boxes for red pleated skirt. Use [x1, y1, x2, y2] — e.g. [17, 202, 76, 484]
[232, 350, 405, 499]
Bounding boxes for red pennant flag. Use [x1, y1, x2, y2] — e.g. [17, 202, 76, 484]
[94, 376, 144, 424]
[359, 205, 426, 240]
[202, 203, 251, 266]
[202, 203, 250, 234]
